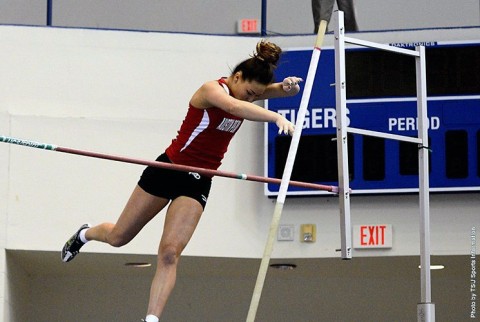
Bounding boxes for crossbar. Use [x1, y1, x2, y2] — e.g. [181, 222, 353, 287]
[344, 36, 420, 56]
[0, 135, 337, 193]
[346, 127, 423, 144]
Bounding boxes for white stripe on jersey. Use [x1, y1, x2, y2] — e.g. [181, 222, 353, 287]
[180, 109, 210, 152]
[220, 82, 230, 95]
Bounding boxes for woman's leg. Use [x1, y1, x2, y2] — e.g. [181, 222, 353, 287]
[86, 185, 170, 246]
[146, 196, 204, 318]
[62, 184, 169, 262]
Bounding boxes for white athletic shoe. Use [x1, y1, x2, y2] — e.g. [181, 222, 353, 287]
[61, 223, 90, 262]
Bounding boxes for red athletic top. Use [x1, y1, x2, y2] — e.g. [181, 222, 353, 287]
[165, 78, 244, 171]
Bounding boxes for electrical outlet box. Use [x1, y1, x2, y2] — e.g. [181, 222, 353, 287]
[301, 224, 316, 242]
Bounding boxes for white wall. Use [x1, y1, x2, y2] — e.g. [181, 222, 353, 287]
[0, 26, 263, 257]
[0, 108, 10, 319]
[1, 25, 480, 262]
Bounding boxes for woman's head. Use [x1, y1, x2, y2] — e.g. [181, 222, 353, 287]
[228, 40, 282, 102]
[233, 40, 282, 85]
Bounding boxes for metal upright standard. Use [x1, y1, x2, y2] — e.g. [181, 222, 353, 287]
[333, 11, 434, 322]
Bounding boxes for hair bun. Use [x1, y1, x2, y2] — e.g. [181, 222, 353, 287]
[254, 40, 282, 67]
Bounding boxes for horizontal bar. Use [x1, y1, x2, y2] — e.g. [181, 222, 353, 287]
[346, 127, 422, 144]
[0, 135, 338, 193]
[344, 36, 420, 56]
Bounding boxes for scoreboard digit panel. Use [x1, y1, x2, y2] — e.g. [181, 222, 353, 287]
[264, 41, 480, 196]
[346, 44, 480, 98]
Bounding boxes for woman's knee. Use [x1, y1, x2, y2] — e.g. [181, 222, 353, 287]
[106, 230, 131, 248]
[158, 244, 181, 266]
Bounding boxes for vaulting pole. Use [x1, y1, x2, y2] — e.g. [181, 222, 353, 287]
[246, 20, 328, 322]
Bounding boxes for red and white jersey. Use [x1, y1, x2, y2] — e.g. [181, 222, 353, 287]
[165, 78, 244, 171]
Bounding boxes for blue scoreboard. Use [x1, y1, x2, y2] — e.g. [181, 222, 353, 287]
[265, 40, 480, 196]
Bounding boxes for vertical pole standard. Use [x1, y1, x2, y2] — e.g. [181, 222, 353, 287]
[416, 45, 435, 322]
[334, 11, 352, 260]
[246, 20, 328, 322]
[261, 0, 267, 36]
[46, 0, 53, 26]
[333, 11, 434, 318]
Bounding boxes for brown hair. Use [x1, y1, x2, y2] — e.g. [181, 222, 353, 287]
[232, 40, 282, 85]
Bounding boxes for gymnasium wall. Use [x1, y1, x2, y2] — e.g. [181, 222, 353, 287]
[0, 0, 479, 35]
[0, 109, 9, 318]
[1, 19, 480, 322]
[1, 24, 480, 260]
[0, 3, 479, 321]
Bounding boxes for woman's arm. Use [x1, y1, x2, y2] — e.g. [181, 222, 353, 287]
[190, 81, 295, 135]
[257, 76, 303, 100]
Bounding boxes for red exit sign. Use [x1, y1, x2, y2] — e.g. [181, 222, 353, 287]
[237, 19, 260, 34]
[353, 224, 393, 249]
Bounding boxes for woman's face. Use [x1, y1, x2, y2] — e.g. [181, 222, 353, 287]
[232, 73, 267, 102]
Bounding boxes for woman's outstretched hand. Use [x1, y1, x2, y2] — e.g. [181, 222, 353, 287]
[276, 115, 295, 136]
[282, 76, 303, 92]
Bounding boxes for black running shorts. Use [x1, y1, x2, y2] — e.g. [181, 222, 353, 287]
[138, 153, 212, 209]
